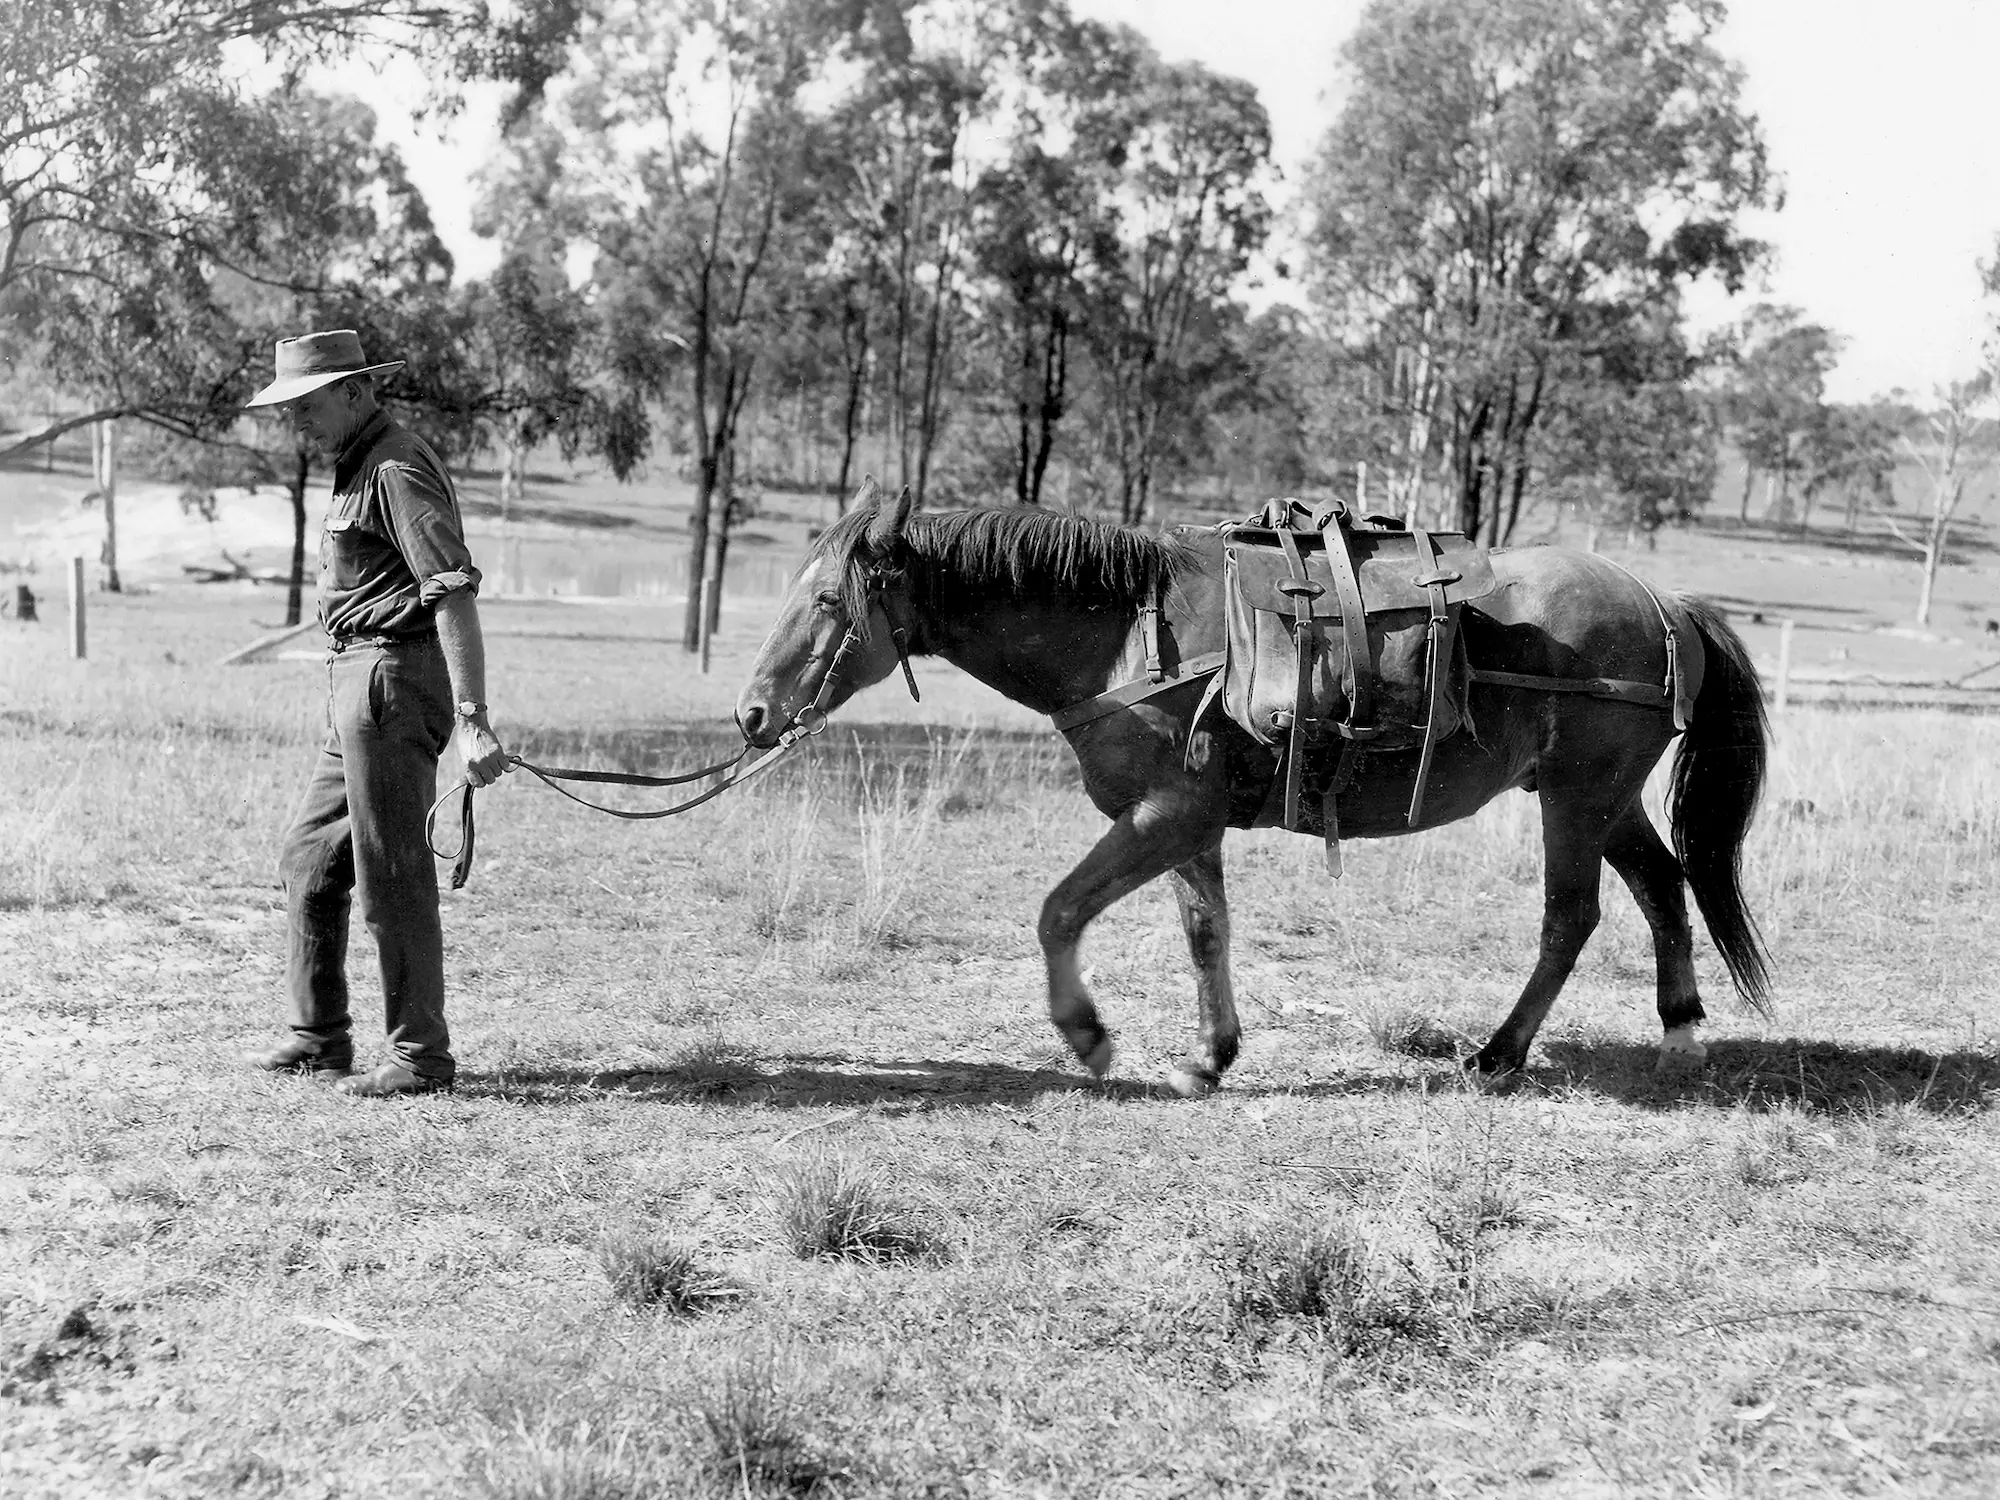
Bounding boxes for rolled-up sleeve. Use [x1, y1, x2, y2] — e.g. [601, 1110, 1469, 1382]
[376, 460, 483, 606]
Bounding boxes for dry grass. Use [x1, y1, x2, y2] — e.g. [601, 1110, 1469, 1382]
[774, 1154, 947, 1264]
[3, 581, 1999, 1497]
[597, 1235, 745, 1316]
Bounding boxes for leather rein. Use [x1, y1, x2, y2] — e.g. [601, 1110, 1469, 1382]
[426, 568, 921, 889]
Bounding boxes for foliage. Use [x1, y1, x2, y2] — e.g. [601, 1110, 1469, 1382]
[1537, 310, 1720, 539]
[1076, 45, 1273, 524]
[1885, 376, 1995, 626]
[1305, 0, 1772, 542]
[1712, 302, 1843, 525]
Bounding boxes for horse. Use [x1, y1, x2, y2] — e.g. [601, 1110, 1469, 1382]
[735, 480, 1771, 1095]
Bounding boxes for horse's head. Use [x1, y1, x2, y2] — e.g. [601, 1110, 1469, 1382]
[735, 477, 919, 748]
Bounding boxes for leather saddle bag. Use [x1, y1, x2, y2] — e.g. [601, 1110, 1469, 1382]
[1218, 498, 1498, 833]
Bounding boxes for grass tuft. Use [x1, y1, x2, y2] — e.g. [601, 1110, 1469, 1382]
[598, 1235, 745, 1316]
[477, 1423, 655, 1500]
[775, 1155, 947, 1264]
[1224, 1220, 1440, 1356]
[1363, 1004, 1462, 1060]
[693, 1348, 846, 1497]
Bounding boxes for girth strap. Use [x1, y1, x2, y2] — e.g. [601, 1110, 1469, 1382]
[1050, 650, 1227, 734]
[1468, 668, 1673, 706]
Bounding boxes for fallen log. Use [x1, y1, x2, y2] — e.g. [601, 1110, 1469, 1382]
[217, 618, 322, 666]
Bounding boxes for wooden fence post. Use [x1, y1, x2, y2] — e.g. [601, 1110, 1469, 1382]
[1775, 618, 1794, 711]
[69, 556, 86, 659]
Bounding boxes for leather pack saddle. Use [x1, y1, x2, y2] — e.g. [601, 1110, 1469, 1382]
[1213, 497, 1497, 853]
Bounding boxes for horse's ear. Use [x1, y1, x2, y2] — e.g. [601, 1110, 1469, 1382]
[855, 474, 881, 510]
[866, 484, 915, 554]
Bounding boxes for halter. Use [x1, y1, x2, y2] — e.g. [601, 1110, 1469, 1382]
[780, 564, 921, 740]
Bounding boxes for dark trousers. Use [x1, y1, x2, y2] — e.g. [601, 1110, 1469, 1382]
[279, 637, 456, 1078]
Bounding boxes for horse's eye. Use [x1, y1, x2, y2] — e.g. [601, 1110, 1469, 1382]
[814, 590, 843, 611]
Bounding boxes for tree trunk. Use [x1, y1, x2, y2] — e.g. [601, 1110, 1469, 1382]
[1027, 307, 1068, 507]
[501, 415, 527, 524]
[684, 451, 717, 652]
[835, 302, 868, 505]
[914, 238, 958, 509]
[286, 447, 310, 629]
[1738, 460, 1755, 524]
[707, 444, 735, 639]
[94, 420, 122, 593]
[1916, 530, 1939, 627]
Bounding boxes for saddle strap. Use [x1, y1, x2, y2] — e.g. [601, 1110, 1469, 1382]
[1139, 603, 1164, 684]
[1318, 511, 1373, 733]
[1274, 526, 1320, 830]
[1406, 524, 1456, 828]
[1050, 650, 1227, 733]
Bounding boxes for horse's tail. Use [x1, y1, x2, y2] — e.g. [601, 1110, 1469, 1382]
[1668, 596, 1773, 1011]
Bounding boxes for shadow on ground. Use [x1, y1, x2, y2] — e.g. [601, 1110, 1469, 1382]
[466, 1055, 1146, 1107]
[1541, 1036, 2000, 1113]
[455, 1039, 2000, 1113]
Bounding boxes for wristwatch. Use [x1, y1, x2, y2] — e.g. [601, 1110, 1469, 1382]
[455, 700, 489, 720]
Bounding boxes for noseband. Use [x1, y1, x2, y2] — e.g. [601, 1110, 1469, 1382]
[781, 565, 921, 740]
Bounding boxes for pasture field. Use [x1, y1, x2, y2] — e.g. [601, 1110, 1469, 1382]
[4, 583, 2000, 1499]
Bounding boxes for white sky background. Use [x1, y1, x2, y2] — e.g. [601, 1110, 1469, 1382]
[339, 0, 2000, 405]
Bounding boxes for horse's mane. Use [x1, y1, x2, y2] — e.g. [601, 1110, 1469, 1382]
[813, 505, 1186, 634]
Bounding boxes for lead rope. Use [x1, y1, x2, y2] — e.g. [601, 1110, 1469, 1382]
[428, 581, 924, 888]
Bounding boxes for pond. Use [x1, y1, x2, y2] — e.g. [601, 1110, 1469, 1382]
[469, 525, 804, 602]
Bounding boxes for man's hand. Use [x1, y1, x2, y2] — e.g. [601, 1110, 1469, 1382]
[456, 713, 512, 788]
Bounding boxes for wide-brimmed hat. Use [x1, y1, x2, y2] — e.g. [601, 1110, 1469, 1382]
[244, 330, 405, 408]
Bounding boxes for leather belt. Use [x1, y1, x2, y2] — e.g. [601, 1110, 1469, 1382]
[329, 628, 438, 654]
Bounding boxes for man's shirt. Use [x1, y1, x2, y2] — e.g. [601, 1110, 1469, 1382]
[318, 409, 481, 640]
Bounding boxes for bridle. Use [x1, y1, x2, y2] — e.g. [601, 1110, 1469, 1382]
[779, 564, 922, 740]
[425, 560, 921, 888]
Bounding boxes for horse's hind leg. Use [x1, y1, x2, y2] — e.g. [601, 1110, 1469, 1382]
[1469, 789, 1610, 1077]
[1038, 804, 1222, 1081]
[1603, 802, 1708, 1067]
[1167, 837, 1238, 1098]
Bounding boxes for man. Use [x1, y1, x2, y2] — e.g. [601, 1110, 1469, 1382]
[242, 330, 511, 1097]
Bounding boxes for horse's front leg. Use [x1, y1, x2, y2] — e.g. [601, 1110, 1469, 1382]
[1038, 801, 1222, 1081]
[1167, 837, 1238, 1098]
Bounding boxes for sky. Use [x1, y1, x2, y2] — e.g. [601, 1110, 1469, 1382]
[345, 0, 2000, 405]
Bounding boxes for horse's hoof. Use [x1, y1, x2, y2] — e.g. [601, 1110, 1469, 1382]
[1168, 1065, 1220, 1099]
[1078, 1036, 1114, 1080]
[1463, 1054, 1523, 1093]
[1655, 1025, 1708, 1071]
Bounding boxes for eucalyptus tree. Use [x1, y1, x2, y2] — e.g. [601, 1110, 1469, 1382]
[1534, 310, 1718, 546]
[547, 0, 845, 649]
[1305, 0, 1772, 543]
[8, 84, 455, 621]
[1713, 303, 1842, 526]
[456, 122, 632, 520]
[1079, 47, 1272, 526]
